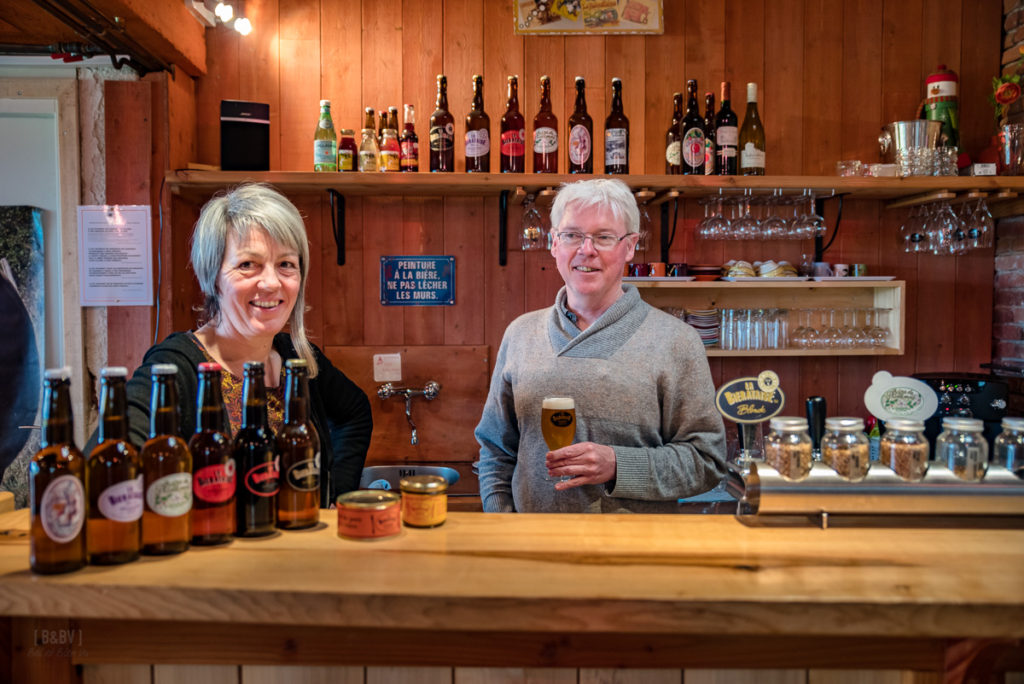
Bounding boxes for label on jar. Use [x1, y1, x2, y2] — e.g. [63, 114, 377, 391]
[244, 459, 280, 497]
[401, 492, 447, 527]
[98, 474, 144, 522]
[40, 474, 85, 543]
[682, 127, 705, 168]
[358, 150, 379, 172]
[380, 149, 400, 171]
[194, 459, 236, 503]
[534, 126, 558, 153]
[338, 149, 354, 171]
[465, 129, 490, 157]
[605, 128, 627, 165]
[146, 472, 193, 517]
[285, 452, 320, 492]
[500, 128, 526, 157]
[568, 125, 591, 165]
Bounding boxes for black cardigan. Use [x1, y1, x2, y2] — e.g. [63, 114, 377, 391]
[85, 332, 373, 506]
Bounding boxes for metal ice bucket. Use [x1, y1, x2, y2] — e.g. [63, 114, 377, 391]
[878, 120, 943, 162]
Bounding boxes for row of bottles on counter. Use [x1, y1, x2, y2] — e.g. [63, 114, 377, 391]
[312, 76, 766, 175]
[29, 360, 320, 575]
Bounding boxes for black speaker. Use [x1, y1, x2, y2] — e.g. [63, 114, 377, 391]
[220, 100, 270, 171]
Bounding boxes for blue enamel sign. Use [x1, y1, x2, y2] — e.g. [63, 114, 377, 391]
[380, 256, 455, 306]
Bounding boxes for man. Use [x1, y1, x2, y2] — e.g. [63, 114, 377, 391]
[475, 178, 727, 513]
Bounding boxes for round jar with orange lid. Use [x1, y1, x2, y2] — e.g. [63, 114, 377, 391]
[399, 475, 448, 528]
[336, 490, 400, 540]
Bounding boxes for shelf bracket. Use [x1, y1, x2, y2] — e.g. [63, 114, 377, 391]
[499, 189, 509, 267]
[328, 189, 345, 266]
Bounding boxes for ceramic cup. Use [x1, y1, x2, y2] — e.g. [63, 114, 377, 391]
[628, 263, 651, 277]
[812, 262, 833, 277]
[648, 262, 666, 277]
[852, 263, 868, 277]
[833, 263, 849, 277]
[667, 262, 688, 278]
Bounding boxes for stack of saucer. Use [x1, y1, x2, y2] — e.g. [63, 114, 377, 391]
[755, 260, 799, 277]
[684, 308, 719, 347]
[723, 260, 755, 278]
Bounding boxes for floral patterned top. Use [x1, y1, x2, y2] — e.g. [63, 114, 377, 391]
[188, 332, 285, 437]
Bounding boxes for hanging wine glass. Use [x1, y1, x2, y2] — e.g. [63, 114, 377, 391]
[760, 188, 787, 239]
[732, 189, 760, 239]
[520, 194, 546, 250]
[637, 200, 652, 251]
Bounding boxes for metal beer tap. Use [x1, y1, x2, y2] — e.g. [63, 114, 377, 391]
[376, 381, 441, 445]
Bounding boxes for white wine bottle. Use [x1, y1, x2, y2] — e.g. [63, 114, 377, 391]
[739, 82, 765, 176]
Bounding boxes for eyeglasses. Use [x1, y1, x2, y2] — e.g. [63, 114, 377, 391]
[555, 231, 633, 251]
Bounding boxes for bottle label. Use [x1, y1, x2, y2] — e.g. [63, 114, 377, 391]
[194, 459, 236, 503]
[704, 139, 716, 174]
[741, 143, 766, 169]
[338, 149, 354, 171]
[285, 452, 320, 492]
[429, 124, 454, 152]
[146, 472, 192, 517]
[534, 127, 558, 153]
[358, 150, 379, 172]
[40, 474, 85, 543]
[380, 149, 400, 171]
[665, 140, 681, 166]
[682, 127, 705, 168]
[318, 118, 334, 130]
[717, 125, 738, 146]
[568, 125, 591, 165]
[98, 474, 144, 522]
[605, 128, 627, 165]
[465, 129, 490, 157]
[400, 140, 419, 167]
[500, 129, 526, 157]
[244, 458, 280, 497]
[314, 140, 337, 167]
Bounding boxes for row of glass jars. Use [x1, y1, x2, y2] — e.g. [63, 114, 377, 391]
[762, 415, 1024, 482]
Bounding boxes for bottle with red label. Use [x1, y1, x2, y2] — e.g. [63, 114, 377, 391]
[500, 75, 526, 173]
[465, 74, 491, 173]
[30, 367, 86, 574]
[87, 366, 142, 565]
[681, 79, 705, 175]
[277, 359, 320, 529]
[533, 75, 558, 173]
[189, 362, 235, 545]
[233, 361, 278, 537]
[400, 104, 419, 172]
[141, 363, 192, 555]
[568, 76, 593, 174]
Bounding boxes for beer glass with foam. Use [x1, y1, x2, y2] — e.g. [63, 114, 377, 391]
[542, 396, 576, 481]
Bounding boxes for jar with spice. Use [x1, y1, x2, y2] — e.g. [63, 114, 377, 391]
[879, 419, 929, 481]
[822, 417, 870, 481]
[337, 129, 357, 171]
[400, 475, 448, 528]
[762, 416, 813, 481]
[937, 417, 988, 481]
[994, 416, 1024, 477]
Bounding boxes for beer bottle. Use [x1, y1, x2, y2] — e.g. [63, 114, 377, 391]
[400, 104, 419, 172]
[377, 110, 387, 145]
[715, 81, 739, 175]
[140, 363, 192, 555]
[739, 81, 766, 176]
[429, 75, 455, 172]
[87, 366, 142, 565]
[665, 92, 683, 174]
[703, 92, 717, 176]
[313, 100, 338, 172]
[387, 106, 400, 135]
[500, 75, 526, 173]
[604, 77, 629, 174]
[189, 362, 235, 545]
[532, 75, 558, 174]
[358, 107, 380, 172]
[465, 75, 491, 173]
[681, 79, 705, 175]
[234, 362, 278, 537]
[277, 359, 320, 529]
[30, 367, 86, 574]
[568, 76, 593, 174]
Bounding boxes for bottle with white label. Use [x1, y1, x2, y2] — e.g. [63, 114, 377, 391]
[358, 107, 381, 173]
[277, 359, 321, 529]
[465, 74, 491, 172]
[568, 76, 593, 174]
[739, 82, 766, 176]
[714, 81, 738, 175]
[604, 77, 629, 174]
[681, 79, 705, 175]
[87, 366, 142, 565]
[141, 363, 192, 555]
[30, 367, 86, 574]
[313, 99, 337, 172]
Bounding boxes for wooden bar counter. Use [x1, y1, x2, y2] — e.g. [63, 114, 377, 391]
[1, 508, 1023, 681]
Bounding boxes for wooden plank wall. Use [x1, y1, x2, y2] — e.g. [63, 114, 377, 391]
[154, 0, 1004, 467]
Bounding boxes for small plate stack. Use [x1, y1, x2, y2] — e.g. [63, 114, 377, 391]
[684, 308, 719, 348]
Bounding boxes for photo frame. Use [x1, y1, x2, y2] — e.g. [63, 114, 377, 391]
[514, 0, 664, 35]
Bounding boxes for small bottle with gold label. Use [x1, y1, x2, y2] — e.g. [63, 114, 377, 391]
[400, 475, 448, 528]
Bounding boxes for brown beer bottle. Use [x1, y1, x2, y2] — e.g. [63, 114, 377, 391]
[277, 359, 320, 529]
[500, 75, 526, 173]
[141, 363, 192, 555]
[532, 75, 558, 173]
[387, 106, 400, 134]
[429, 75, 455, 172]
[465, 74, 491, 172]
[604, 77, 629, 174]
[234, 362, 278, 537]
[665, 92, 683, 174]
[87, 366, 142, 565]
[30, 367, 86, 574]
[189, 362, 235, 545]
[568, 76, 593, 173]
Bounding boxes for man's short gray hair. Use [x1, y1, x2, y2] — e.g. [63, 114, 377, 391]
[549, 178, 640, 235]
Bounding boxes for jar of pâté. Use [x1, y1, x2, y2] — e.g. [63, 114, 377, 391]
[399, 475, 448, 528]
[336, 490, 401, 540]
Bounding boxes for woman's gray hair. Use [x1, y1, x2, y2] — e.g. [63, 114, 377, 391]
[190, 183, 318, 376]
[549, 178, 640, 235]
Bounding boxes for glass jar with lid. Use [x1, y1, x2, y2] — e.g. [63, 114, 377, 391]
[993, 416, 1024, 478]
[879, 418, 929, 481]
[822, 417, 870, 481]
[379, 128, 401, 172]
[936, 417, 988, 481]
[338, 129, 357, 171]
[762, 416, 813, 481]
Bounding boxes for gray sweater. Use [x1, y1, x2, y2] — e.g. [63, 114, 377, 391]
[475, 285, 727, 513]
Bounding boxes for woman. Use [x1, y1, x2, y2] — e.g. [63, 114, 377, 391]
[86, 183, 372, 506]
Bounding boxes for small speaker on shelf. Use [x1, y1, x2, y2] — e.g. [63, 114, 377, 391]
[220, 100, 270, 171]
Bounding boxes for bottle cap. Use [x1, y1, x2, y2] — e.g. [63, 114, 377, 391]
[612, 77, 621, 84]
[770, 416, 809, 431]
[825, 416, 865, 431]
[151, 363, 178, 376]
[242, 361, 265, 372]
[44, 366, 71, 381]
[285, 358, 308, 369]
[320, 99, 331, 107]
[747, 82, 758, 102]
[1002, 417, 1024, 430]
[575, 75, 585, 84]
[885, 418, 925, 431]
[100, 366, 128, 378]
[942, 417, 983, 432]
[198, 362, 222, 372]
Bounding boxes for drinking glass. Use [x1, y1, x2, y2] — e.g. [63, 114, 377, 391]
[521, 195, 547, 250]
[733, 190, 760, 239]
[760, 189, 788, 239]
[541, 396, 576, 482]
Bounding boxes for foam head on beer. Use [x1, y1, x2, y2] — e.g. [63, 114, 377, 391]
[542, 396, 574, 411]
[541, 396, 576, 452]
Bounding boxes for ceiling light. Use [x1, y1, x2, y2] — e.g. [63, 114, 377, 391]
[234, 17, 252, 36]
[214, 2, 233, 22]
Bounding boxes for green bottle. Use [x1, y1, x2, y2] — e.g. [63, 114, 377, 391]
[313, 99, 338, 172]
